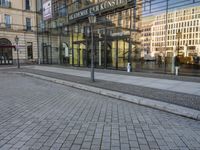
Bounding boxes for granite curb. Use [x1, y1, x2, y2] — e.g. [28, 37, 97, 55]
[18, 72, 200, 121]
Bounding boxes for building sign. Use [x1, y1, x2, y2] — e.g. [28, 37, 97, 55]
[111, 31, 130, 37]
[69, 0, 128, 21]
[43, 0, 52, 21]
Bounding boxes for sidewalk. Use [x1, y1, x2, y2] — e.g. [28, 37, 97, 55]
[25, 65, 200, 96]
[8, 64, 199, 120]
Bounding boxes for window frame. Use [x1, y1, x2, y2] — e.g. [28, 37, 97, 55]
[26, 17, 31, 31]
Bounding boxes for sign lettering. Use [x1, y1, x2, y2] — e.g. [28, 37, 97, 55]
[69, 0, 128, 21]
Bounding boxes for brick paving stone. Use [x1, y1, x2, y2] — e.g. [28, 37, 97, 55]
[30, 142, 43, 149]
[81, 141, 92, 149]
[131, 148, 140, 150]
[111, 146, 121, 150]
[148, 141, 159, 149]
[129, 140, 139, 148]
[140, 144, 150, 150]
[90, 145, 100, 150]
[0, 72, 200, 150]
[74, 137, 84, 145]
[60, 148, 70, 150]
[40, 146, 51, 150]
[61, 140, 73, 148]
[19, 146, 30, 150]
[0, 144, 13, 150]
[159, 145, 170, 150]
[71, 144, 81, 150]
[50, 143, 62, 150]
[12, 141, 26, 148]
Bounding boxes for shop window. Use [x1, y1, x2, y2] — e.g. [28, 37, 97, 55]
[27, 42, 33, 59]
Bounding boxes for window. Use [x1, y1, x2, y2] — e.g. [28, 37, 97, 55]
[0, 0, 10, 7]
[26, 18, 31, 30]
[25, 0, 30, 10]
[27, 42, 33, 59]
[4, 14, 11, 28]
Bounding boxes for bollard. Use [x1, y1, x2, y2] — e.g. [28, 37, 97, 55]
[175, 66, 179, 76]
[127, 63, 131, 72]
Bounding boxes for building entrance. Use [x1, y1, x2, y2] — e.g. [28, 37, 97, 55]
[42, 44, 52, 64]
[72, 28, 131, 70]
[0, 38, 13, 65]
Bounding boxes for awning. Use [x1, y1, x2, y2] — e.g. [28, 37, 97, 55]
[0, 45, 16, 48]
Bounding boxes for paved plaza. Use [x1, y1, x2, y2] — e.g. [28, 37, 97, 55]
[21, 66, 200, 110]
[0, 72, 200, 150]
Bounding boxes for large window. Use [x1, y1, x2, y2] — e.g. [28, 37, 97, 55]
[4, 14, 11, 28]
[26, 18, 31, 31]
[25, 0, 30, 10]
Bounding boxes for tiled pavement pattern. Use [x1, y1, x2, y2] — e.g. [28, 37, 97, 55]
[0, 72, 200, 150]
[20, 68, 200, 110]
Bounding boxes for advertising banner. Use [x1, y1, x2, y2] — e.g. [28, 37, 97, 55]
[43, 0, 52, 21]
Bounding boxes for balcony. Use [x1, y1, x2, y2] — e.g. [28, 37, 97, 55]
[0, 1, 11, 8]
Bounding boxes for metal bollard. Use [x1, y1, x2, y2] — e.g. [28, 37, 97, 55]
[175, 66, 179, 76]
[127, 63, 131, 72]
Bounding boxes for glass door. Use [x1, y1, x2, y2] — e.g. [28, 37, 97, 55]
[73, 42, 86, 67]
[117, 39, 129, 70]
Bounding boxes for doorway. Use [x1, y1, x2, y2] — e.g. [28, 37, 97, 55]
[0, 38, 13, 65]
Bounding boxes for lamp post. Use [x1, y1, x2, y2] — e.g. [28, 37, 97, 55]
[88, 13, 96, 82]
[58, 24, 63, 64]
[176, 29, 182, 56]
[174, 29, 182, 75]
[15, 35, 20, 69]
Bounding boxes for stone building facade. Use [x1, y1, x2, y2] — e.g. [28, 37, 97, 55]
[0, 0, 38, 64]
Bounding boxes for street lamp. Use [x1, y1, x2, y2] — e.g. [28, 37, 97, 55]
[88, 13, 96, 82]
[174, 29, 182, 75]
[15, 35, 20, 69]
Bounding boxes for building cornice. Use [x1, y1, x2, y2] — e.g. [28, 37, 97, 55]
[0, 6, 36, 14]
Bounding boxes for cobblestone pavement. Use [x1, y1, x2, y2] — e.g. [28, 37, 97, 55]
[20, 68, 200, 111]
[0, 72, 200, 150]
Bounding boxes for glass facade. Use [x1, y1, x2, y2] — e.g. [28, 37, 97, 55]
[39, 0, 200, 76]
